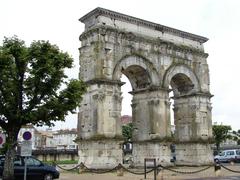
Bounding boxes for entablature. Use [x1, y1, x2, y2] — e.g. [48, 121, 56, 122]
[80, 25, 208, 59]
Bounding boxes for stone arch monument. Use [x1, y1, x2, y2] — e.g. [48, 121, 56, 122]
[77, 7, 213, 168]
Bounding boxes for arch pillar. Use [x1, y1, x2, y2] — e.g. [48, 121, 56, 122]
[77, 80, 124, 168]
[131, 88, 172, 166]
[174, 93, 213, 165]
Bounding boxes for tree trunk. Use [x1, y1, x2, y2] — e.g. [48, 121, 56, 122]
[3, 132, 17, 180]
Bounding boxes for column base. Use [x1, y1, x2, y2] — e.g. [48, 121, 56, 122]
[78, 139, 123, 169]
[132, 141, 172, 167]
[175, 143, 214, 165]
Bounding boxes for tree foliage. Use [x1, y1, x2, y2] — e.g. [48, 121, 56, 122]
[231, 130, 240, 145]
[0, 36, 87, 179]
[122, 123, 133, 141]
[212, 125, 232, 152]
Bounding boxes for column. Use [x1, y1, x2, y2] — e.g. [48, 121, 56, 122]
[131, 88, 172, 166]
[77, 81, 124, 168]
[174, 93, 213, 165]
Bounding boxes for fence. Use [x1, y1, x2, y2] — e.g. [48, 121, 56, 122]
[53, 160, 240, 179]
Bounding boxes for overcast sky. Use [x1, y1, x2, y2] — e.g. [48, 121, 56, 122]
[1, 0, 240, 130]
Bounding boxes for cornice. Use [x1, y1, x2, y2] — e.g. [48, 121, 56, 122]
[129, 86, 169, 95]
[173, 92, 213, 99]
[79, 7, 208, 43]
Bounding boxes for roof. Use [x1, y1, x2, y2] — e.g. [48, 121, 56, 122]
[38, 130, 54, 137]
[55, 128, 77, 135]
[21, 124, 34, 128]
[121, 115, 132, 124]
[79, 7, 208, 43]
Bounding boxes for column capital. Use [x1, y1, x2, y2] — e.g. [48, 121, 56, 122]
[130, 85, 169, 95]
[173, 92, 213, 99]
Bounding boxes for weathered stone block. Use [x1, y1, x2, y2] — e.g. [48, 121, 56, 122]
[175, 143, 214, 165]
[78, 140, 123, 168]
[132, 142, 172, 167]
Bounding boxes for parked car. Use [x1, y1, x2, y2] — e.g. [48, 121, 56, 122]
[214, 149, 240, 163]
[0, 155, 59, 180]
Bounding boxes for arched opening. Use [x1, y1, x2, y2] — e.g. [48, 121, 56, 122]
[112, 55, 159, 87]
[120, 65, 152, 164]
[163, 64, 200, 94]
[163, 65, 200, 140]
[121, 74, 132, 116]
[171, 73, 195, 138]
[171, 73, 194, 96]
[169, 86, 176, 162]
[121, 65, 151, 91]
[169, 86, 175, 133]
[112, 55, 160, 143]
[169, 73, 195, 132]
[121, 74, 133, 163]
[169, 73, 196, 162]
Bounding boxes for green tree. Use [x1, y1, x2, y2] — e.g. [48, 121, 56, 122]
[122, 123, 133, 140]
[233, 129, 240, 145]
[212, 125, 232, 152]
[226, 129, 240, 145]
[0, 36, 87, 179]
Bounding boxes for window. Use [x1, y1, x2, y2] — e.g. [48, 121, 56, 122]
[0, 156, 22, 166]
[226, 151, 234, 156]
[220, 152, 225, 156]
[14, 157, 22, 166]
[24, 157, 41, 166]
[69, 145, 76, 149]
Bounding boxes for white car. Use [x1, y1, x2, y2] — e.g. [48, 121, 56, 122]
[214, 149, 240, 163]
